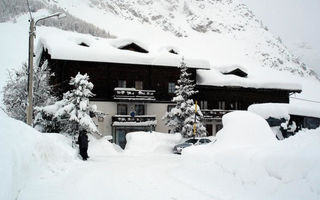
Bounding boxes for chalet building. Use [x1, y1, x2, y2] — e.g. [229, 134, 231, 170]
[36, 29, 301, 148]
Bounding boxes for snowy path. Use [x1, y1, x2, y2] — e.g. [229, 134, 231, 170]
[18, 154, 216, 200]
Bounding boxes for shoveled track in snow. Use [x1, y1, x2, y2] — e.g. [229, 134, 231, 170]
[18, 154, 217, 200]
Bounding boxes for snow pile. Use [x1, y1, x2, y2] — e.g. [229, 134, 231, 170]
[218, 64, 248, 75]
[248, 103, 290, 119]
[36, 27, 210, 70]
[214, 111, 277, 149]
[289, 102, 320, 118]
[197, 66, 302, 91]
[248, 102, 320, 119]
[0, 110, 77, 200]
[125, 131, 182, 154]
[177, 111, 320, 200]
[88, 136, 122, 157]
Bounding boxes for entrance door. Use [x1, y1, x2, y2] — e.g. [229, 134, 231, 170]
[116, 129, 127, 149]
[206, 124, 213, 136]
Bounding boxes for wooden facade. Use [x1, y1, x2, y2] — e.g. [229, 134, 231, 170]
[42, 50, 197, 102]
[196, 85, 292, 111]
[41, 48, 302, 142]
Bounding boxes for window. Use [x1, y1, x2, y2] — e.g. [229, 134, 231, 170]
[218, 101, 225, 110]
[199, 139, 211, 144]
[135, 105, 145, 115]
[168, 82, 175, 93]
[118, 80, 126, 88]
[117, 104, 127, 115]
[200, 101, 208, 109]
[167, 105, 175, 112]
[135, 81, 143, 90]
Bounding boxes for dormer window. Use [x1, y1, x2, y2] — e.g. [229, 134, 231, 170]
[78, 42, 89, 47]
[118, 80, 126, 88]
[169, 49, 178, 54]
[118, 43, 148, 53]
[222, 68, 248, 78]
[135, 81, 143, 90]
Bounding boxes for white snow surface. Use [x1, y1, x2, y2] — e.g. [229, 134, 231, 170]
[249, 103, 320, 119]
[248, 103, 290, 119]
[125, 131, 182, 154]
[1, 110, 320, 200]
[36, 27, 210, 70]
[197, 65, 302, 91]
[181, 111, 320, 200]
[0, 110, 77, 200]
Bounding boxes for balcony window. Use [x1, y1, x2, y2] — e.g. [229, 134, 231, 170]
[218, 101, 225, 110]
[118, 80, 126, 88]
[117, 104, 127, 115]
[200, 101, 208, 109]
[135, 81, 143, 90]
[135, 104, 145, 115]
[168, 82, 175, 94]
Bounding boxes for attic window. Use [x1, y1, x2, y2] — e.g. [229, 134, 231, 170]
[78, 42, 90, 47]
[169, 49, 178, 54]
[119, 43, 148, 53]
[223, 68, 248, 78]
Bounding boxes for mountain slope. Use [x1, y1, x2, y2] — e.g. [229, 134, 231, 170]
[1, 0, 320, 105]
[40, 0, 316, 78]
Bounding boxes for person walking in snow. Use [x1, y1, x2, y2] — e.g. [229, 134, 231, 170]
[77, 130, 89, 160]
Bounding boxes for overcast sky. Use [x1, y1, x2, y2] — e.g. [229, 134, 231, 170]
[240, 0, 320, 75]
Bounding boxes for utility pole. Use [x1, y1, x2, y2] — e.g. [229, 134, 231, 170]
[26, 18, 35, 125]
[25, 11, 65, 126]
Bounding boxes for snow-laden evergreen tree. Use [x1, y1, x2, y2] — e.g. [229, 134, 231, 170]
[2, 61, 56, 122]
[163, 58, 206, 137]
[35, 73, 103, 137]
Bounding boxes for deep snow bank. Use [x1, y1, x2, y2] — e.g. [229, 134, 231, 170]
[179, 111, 320, 200]
[0, 111, 77, 200]
[125, 131, 182, 154]
[88, 136, 122, 156]
[213, 111, 277, 150]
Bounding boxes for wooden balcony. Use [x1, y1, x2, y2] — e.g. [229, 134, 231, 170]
[112, 115, 157, 127]
[201, 109, 233, 120]
[113, 88, 156, 102]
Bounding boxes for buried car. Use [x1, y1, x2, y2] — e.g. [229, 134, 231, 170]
[173, 138, 215, 154]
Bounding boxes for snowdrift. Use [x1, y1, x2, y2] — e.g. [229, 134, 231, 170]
[88, 136, 122, 156]
[125, 131, 182, 154]
[178, 111, 320, 200]
[0, 110, 77, 200]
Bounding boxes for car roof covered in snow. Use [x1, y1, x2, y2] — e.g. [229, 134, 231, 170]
[36, 27, 210, 70]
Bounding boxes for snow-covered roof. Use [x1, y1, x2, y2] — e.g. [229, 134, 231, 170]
[197, 64, 302, 91]
[218, 64, 248, 76]
[36, 27, 210, 70]
[248, 103, 290, 120]
[248, 103, 320, 119]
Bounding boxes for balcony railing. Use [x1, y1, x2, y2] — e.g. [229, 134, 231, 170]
[113, 88, 156, 101]
[201, 109, 233, 120]
[112, 115, 157, 127]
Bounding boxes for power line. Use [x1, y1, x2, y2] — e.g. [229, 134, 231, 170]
[290, 96, 320, 104]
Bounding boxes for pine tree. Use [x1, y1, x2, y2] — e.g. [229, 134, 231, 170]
[163, 58, 206, 137]
[35, 73, 103, 137]
[2, 60, 56, 122]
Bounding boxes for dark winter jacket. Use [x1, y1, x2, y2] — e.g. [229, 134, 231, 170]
[78, 133, 89, 149]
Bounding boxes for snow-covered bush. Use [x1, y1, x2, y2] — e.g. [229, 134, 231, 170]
[2, 61, 56, 123]
[35, 73, 103, 137]
[163, 59, 206, 137]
